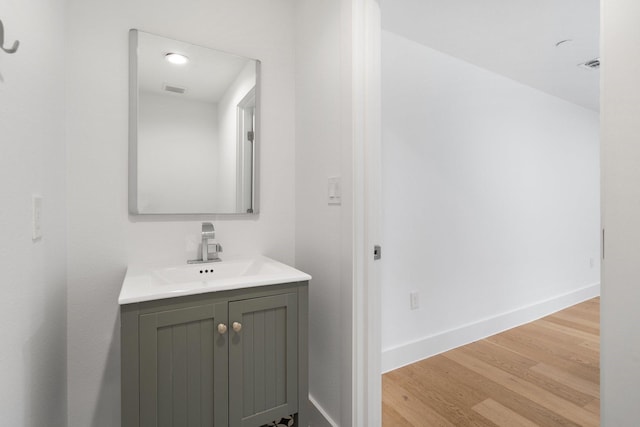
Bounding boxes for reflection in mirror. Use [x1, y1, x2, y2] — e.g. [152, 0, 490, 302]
[129, 29, 260, 214]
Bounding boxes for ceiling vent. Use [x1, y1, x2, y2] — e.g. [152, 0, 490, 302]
[579, 58, 600, 70]
[163, 83, 186, 94]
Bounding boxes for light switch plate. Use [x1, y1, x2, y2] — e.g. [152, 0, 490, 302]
[32, 195, 43, 240]
[410, 291, 419, 310]
[328, 176, 341, 205]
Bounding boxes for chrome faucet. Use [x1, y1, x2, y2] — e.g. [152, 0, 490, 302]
[188, 222, 222, 264]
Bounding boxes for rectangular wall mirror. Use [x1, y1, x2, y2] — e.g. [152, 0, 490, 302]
[129, 29, 260, 214]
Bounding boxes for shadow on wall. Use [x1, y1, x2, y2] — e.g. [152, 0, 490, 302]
[23, 293, 67, 426]
[91, 315, 122, 427]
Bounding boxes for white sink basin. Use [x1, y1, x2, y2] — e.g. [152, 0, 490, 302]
[118, 255, 311, 304]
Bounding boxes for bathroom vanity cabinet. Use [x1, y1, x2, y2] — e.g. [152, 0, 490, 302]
[120, 281, 308, 427]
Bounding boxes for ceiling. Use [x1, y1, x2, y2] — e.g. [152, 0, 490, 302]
[138, 31, 252, 103]
[381, 0, 600, 111]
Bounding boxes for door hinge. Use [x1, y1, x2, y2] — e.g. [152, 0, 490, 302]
[247, 130, 255, 142]
[373, 245, 382, 260]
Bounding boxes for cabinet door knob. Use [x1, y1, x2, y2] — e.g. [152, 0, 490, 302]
[232, 322, 242, 333]
[217, 323, 227, 334]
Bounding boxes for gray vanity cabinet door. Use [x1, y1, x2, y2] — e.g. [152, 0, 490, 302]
[228, 293, 298, 427]
[139, 302, 228, 427]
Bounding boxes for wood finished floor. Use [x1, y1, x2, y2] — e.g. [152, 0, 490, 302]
[382, 298, 600, 426]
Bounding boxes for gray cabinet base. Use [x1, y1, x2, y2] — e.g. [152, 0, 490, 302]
[121, 282, 309, 427]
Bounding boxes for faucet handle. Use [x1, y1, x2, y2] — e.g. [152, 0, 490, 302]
[202, 222, 215, 239]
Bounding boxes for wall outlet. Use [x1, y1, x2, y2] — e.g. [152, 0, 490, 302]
[328, 176, 341, 205]
[410, 291, 419, 310]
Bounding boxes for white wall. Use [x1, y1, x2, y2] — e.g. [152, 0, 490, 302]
[65, 0, 296, 425]
[0, 0, 68, 425]
[381, 31, 601, 371]
[601, 0, 640, 423]
[294, 1, 355, 425]
[138, 92, 219, 212]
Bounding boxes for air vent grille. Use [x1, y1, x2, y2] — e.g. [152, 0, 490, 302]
[579, 58, 600, 70]
[163, 84, 186, 94]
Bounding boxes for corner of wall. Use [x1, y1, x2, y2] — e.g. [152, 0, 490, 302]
[308, 395, 340, 427]
[382, 283, 600, 373]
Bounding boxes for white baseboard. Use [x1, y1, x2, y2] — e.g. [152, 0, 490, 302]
[308, 394, 339, 427]
[381, 283, 600, 373]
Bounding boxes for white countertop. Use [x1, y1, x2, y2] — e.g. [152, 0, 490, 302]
[118, 255, 311, 305]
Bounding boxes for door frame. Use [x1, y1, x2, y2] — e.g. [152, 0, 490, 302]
[351, 0, 382, 425]
[236, 87, 256, 213]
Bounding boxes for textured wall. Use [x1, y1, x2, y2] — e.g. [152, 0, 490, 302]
[0, 0, 68, 425]
[294, 0, 355, 425]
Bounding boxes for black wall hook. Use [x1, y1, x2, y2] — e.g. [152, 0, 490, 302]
[0, 19, 20, 54]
